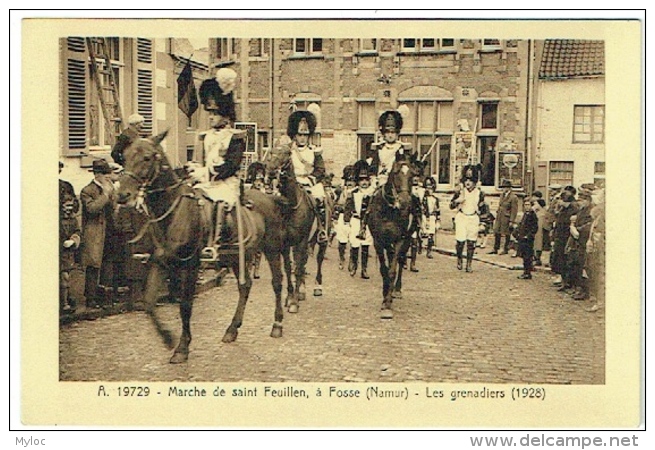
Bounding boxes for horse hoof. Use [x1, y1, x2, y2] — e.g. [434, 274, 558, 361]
[222, 331, 238, 343]
[288, 304, 299, 314]
[392, 290, 403, 299]
[270, 325, 283, 338]
[380, 309, 393, 320]
[170, 352, 188, 364]
[313, 288, 322, 297]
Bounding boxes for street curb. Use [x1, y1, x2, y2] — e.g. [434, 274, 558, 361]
[434, 247, 551, 272]
[60, 267, 229, 326]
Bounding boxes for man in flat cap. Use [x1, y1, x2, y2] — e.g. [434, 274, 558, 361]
[566, 186, 594, 300]
[111, 113, 145, 167]
[489, 178, 519, 255]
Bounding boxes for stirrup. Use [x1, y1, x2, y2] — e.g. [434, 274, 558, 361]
[200, 246, 219, 261]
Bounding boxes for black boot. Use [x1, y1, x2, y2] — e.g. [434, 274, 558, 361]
[489, 234, 501, 254]
[316, 199, 328, 243]
[361, 246, 370, 279]
[409, 243, 419, 272]
[500, 235, 511, 255]
[338, 243, 346, 270]
[466, 240, 475, 272]
[348, 247, 359, 277]
[534, 250, 543, 266]
[426, 236, 434, 259]
[456, 241, 465, 270]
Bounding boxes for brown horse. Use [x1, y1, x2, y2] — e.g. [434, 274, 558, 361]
[264, 147, 330, 313]
[367, 160, 421, 319]
[116, 131, 286, 363]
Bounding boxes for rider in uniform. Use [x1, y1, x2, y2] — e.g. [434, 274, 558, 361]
[284, 110, 329, 243]
[196, 68, 246, 259]
[450, 164, 483, 272]
[344, 160, 376, 279]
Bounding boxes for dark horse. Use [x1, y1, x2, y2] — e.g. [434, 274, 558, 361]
[264, 146, 330, 313]
[116, 131, 286, 363]
[367, 160, 421, 319]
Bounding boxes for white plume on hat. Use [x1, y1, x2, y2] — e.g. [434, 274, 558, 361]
[215, 68, 237, 95]
[128, 113, 145, 124]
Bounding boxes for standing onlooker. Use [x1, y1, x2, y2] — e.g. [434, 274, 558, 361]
[531, 192, 547, 266]
[111, 113, 145, 166]
[586, 186, 605, 311]
[566, 187, 594, 300]
[515, 198, 539, 279]
[489, 179, 518, 255]
[59, 160, 81, 314]
[551, 190, 578, 289]
[81, 159, 116, 309]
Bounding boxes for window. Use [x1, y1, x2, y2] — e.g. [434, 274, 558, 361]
[66, 58, 87, 151]
[482, 39, 502, 50]
[136, 38, 152, 63]
[137, 69, 153, 136]
[359, 39, 377, 53]
[549, 161, 574, 187]
[186, 145, 195, 162]
[574, 105, 604, 143]
[437, 139, 451, 185]
[479, 136, 497, 187]
[480, 102, 499, 130]
[358, 102, 376, 131]
[250, 38, 267, 57]
[216, 38, 235, 61]
[594, 162, 606, 188]
[401, 38, 453, 52]
[294, 38, 322, 55]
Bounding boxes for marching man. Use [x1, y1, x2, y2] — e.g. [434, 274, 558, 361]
[450, 164, 483, 272]
[420, 176, 441, 260]
[196, 68, 246, 259]
[284, 110, 330, 243]
[344, 160, 376, 279]
[333, 165, 356, 270]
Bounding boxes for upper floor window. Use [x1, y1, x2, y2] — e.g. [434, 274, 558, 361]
[250, 38, 267, 57]
[573, 105, 605, 143]
[481, 39, 502, 50]
[359, 38, 378, 53]
[549, 161, 574, 187]
[401, 38, 455, 52]
[294, 38, 322, 55]
[594, 161, 606, 188]
[216, 38, 235, 61]
[479, 102, 499, 130]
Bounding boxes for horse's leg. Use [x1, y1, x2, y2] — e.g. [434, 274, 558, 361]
[394, 255, 404, 300]
[170, 260, 198, 364]
[266, 251, 284, 338]
[282, 246, 296, 311]
[222, 257, 253, 343]
[294, 242, 309, 302]
[143, 263, 176, 350]
[374, 242, 393, 315]
[313, 241, 327, 297]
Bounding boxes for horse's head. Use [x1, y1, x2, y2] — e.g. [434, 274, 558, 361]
[116, 130, 171, 206]
[386, 160, 420, 210]
[263, 145, 294, 185]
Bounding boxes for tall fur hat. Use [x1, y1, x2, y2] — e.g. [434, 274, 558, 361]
[287, 110, 317, 138]
[342, 164, 355, 181]
[378, 110, 403, 133]
[199, 68, 237, 121]
[352, 159, 373, 180]
[461, 164, 482, 183]
[246, 161, 266, 183]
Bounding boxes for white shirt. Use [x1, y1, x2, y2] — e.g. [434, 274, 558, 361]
[460, 187, 481, 215]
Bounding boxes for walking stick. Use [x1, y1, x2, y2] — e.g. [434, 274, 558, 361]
[236, 199, 246, 285]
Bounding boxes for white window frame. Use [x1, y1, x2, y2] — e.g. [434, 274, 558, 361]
[573, 105, 605, 144]
[478, 101, 499, 131]
[481, 39, 502, 51]
[216, 38, 235, 62]
[294, 38, 323, 56]
[359, 38, 378, 54]
[402, 38, 454, 52]
[549, 161, 575, 187]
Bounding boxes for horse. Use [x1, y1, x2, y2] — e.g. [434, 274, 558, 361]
[264, 146, 330, 313]
[367, 160, 422, 319]
[116, 131, 286, 364]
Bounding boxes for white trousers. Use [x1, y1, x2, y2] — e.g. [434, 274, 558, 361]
[455, 212, 480, 242]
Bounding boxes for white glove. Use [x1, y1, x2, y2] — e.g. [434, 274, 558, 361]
[63, 240, 75, 248]
[570, 225, 580, 239]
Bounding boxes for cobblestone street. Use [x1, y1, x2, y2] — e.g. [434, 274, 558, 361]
[59, 242, 605, 384]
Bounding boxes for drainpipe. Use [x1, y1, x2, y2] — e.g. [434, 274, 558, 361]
[269, 38, 275, 151]
[525, 39, 535, 194]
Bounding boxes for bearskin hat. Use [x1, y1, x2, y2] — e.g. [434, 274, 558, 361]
[378, 110, 403, 133]
[246, 161, 266, 184]
[287, 110, 317, 138]
[352, 159, 373, 180]
[342, 164, 355, 181]
[461, 164, 482, 183]
[423, 176, 436, 189]
[199, 68, 237, 121]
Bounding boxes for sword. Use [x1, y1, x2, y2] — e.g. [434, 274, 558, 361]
[420, 137, 440, 163]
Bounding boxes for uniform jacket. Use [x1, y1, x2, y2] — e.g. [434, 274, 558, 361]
[80, 180, 113, 268]
[287, 142, 326, 183]
[366, 141, 413, 177]
[202, 127, 245, 181]
[111, 126, 140, 166]
[493, 190, 519, 235]
[344, 185, 375, 222]
[422, 193, 440, 218]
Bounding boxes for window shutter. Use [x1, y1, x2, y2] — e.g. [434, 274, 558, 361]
[65, 39, 88, 153]
[136, 38, 153, 63]
[137, 69, 153, 136]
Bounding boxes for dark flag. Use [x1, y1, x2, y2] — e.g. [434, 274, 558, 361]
[177, 60, 198, 118]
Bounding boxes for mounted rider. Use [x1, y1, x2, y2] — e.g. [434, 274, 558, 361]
[196, 68, 246, 259]
[283, 110, 330, 243]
